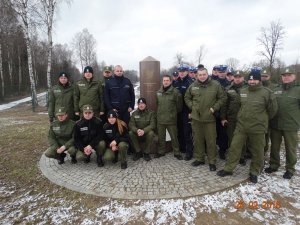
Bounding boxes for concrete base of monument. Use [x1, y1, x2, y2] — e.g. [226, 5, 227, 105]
[39, 151, 250, 200]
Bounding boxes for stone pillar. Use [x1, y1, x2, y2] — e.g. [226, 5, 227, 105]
[139, 56, 160, 111]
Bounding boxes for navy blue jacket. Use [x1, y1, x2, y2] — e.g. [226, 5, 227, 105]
[104, 76, 135, 113]
[173, 75, 194, 113]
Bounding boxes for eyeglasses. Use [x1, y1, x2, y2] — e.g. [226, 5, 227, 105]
[115, 70, 123, 72]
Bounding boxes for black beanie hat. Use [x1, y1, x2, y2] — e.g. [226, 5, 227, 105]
[107, 110, 118, 118]
[248, 69, 261, 81]
[137, 97, 146, 104]
[58, 72, 69, 79]
[83, 66, 93, 74]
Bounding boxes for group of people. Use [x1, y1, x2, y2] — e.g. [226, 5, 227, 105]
[46, 63, 299, 183]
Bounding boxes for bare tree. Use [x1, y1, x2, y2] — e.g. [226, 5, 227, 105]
[195, 45, 206, 65]
[0, 0, 17, 100]
[38, 0, 71, 92]
[10, 0, 40, 110]
[72, 28, 97, 71]
[174, 52, 184, 65]
[225, 57, 240, 69]
[257, 20, 285, 74]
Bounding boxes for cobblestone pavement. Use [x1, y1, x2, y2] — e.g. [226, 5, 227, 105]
[39, 152, 250, 200]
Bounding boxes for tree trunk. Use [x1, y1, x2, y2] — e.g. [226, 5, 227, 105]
[18, 46, 22, 94]
[7, 48, 13, 88]
[0, 43, 4, 100]
[46, 1, 54, 92]
[24, 30, 38, 111]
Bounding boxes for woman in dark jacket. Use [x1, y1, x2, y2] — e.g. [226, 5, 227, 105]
[101, 110, 129, 169]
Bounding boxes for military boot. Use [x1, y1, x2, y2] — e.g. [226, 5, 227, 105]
[97, 155, 104, 167]
[133, 152, 143, 161]
[112, 152, 118, 164]
[121, 161, 127, 169]
[58, 153, 66, 165]
[84, 155, 91, 163]
[71, 155, 77, 164]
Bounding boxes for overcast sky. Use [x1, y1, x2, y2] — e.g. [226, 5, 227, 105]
[52, 0, 300, 72]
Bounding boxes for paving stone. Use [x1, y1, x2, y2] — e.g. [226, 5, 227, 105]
[39, 152, 250, 200]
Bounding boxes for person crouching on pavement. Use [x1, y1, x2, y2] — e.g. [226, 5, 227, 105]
[100, 110, 129, 169]
[45, 107, 77, 164]
[129, 97, 156, 161]
[74, 104, 105, 166]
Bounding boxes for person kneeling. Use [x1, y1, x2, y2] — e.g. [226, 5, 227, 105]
[129, 98, 156, 161]
[101, 110, 129, 169]
[45, 107, 77, 164]
[74, 105, 105, 166]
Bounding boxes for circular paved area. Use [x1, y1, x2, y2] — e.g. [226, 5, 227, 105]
[39, 152, 250, 200]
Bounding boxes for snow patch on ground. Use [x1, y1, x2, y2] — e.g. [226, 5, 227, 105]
[0, 92, 47, 111]
[0, 118, 33, 128]
[0, 155, 299, 224]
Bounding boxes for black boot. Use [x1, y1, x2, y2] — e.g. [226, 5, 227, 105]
[58, 153, 66, 165]
[84, 155, 91, 163]
[143, 153, 151, 161]
[133, 152, 143, 161]
[112, 152, 118, 164]
[97, 155, 104, 167]
[71, 155, 77, 164]
[121, 161, 127, 169]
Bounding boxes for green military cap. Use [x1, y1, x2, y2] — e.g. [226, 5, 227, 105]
[281, 68, 296, 75]
[233, 70, 245, 77]
[104, 66, 112, 72]
[261, 69, 270, 76]
[56, 107, 67, 116]
[82, 104, 93, 113]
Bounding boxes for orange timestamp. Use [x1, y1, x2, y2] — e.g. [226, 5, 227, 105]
[234, 199, 286, 209]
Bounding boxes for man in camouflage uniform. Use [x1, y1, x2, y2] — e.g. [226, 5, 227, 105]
[156, 75, 183, 159]
[102, 66, 113, 87]
[129, 97, 156, 161]
[215, 65, 231, 160]
[265, 68, 300, 179]
[185, 68, 226, 171]
[48, 72, 75, 122]
[74, 66, 104, 118]
[220, 70, 247, 165]
[261, 69, 278, 153]
[46, 107, 76, 164]
[217, 68, 278, 183]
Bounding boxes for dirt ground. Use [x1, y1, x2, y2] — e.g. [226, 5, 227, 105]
[0, 104, 299, 225]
